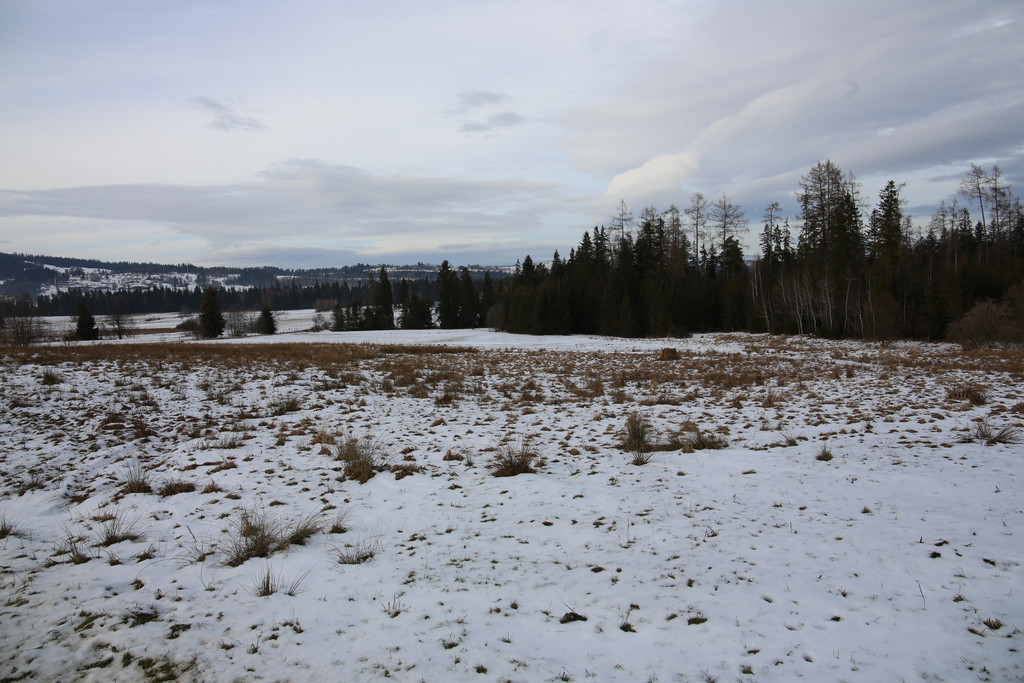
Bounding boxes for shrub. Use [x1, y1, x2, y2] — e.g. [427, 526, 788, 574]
[256, 305, 277, 335]
[175, 317, 199, 333]
[815, 445, 834, 461]
[488, 441, 537, 477]
[198, 287, 225, 339]
[946, 300, 1018, 350]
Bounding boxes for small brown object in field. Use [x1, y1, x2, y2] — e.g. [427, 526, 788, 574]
[658, 348, 679, 361]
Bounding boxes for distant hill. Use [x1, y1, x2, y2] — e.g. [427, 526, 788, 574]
[0, 252, 506, 298]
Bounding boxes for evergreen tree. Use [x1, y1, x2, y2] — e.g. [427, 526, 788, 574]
[371, 266, 394, 329]
[256, 304, 276, 335]
[400, 293, 434, 329]
[479, 272, 498, 327]
[73, 303, 99, 341]
[458, 267, 478, 327]
[198, 286, 225, 338]
[437, 260, 460, 328]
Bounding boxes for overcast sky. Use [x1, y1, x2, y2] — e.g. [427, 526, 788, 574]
[1, 0, 1021, 268]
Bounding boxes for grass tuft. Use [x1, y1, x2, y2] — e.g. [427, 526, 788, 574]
[488, 441, 537, 477]
[332, 537, 379, 565]
[158, 478, 197, 497]
[946, 382, 989, 405]
[120, 459, 152, 495]
[337, 436, 391, 483]
[622, 412, 653, 453]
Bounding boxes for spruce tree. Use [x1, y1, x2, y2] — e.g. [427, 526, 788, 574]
[73, 303, 99, 341]
[437, 260, 460, 329]
[256, 304, 276, 335]
[372, 266, 394, 329]
[198, 287, 225, 339]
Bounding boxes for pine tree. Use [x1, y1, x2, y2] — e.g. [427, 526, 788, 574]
[198, 287, 225, 339]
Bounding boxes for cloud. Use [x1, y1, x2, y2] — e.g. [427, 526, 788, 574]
[571, 0, 1024, 219]
[190, 96, 267, 133]
[459, 112, 527, 134]
[0, 159, 570, 264]
[444, 90, 512, 117]
[445, 90, 525, 136]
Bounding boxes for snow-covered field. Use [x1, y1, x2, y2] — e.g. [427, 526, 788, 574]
[1, 327, 1022, 681]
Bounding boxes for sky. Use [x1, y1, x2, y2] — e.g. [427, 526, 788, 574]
[0, 0, 1022, 269]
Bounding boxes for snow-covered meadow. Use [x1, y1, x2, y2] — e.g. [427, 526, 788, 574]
[1, 321, 1022, 681]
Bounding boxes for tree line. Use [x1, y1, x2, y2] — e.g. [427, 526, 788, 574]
[494, 161, 1024, 343]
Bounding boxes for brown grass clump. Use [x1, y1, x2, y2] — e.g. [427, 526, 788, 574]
[622, 412, 653, 453]
[337, 436, 390, 483]
[157, 479, 197, 497]
[489, 441, 538, 477]
[945, 382, 989, 405]
[120, 460, 152, 495]
[658, 348, 680, 361]
[221, 508, 322, 567]
[687, 430, 729, 450]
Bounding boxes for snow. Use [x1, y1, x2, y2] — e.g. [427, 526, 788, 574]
[1, 329, 1022, 681]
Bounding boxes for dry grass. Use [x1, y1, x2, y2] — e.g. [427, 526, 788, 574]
[622, 412, 653, 453]
[95, 511, 145, 547]
[0, 513, 24, 540]
[120, 460, 152, 495]
[157, 479, 197, 497]
[946, 382, 989, 405]
[337, 436, 391, 483]
[967, 422, 1021, 445]
[332, 537, 379, 565]
[489, 441, 538, 477]
[687, 430, 729, 451]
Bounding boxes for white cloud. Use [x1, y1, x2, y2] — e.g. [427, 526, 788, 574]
[190, 96, 267, 133]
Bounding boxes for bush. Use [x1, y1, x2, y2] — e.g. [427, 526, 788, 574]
[175, 317, 199, 333]
[947, 299, 1021, 350]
